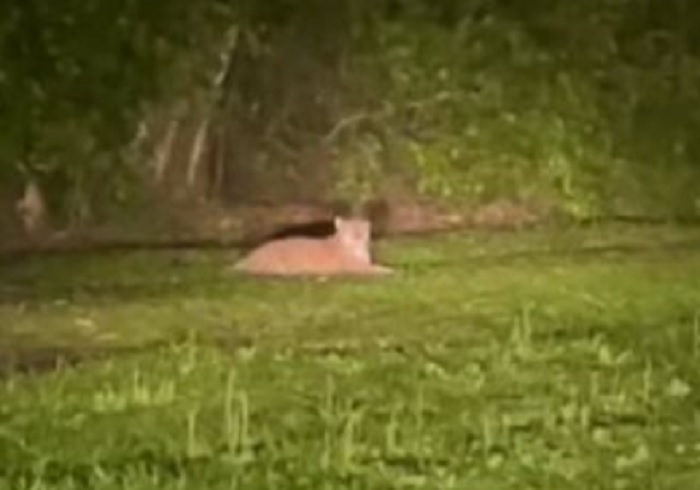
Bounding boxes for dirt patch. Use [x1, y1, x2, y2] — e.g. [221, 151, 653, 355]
[470, 198, 547, 230]
[0, 195, 552, 259]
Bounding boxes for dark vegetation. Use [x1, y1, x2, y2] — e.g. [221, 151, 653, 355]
[2, 0, 700, 236]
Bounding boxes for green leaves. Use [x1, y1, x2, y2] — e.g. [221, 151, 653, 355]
[0, 0, 232, 221]
[2, 0, 700, 225]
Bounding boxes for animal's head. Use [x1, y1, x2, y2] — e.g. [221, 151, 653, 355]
[334, 216, 372, 262]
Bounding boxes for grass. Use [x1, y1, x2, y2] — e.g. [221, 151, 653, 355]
[1, 223, 700, 489]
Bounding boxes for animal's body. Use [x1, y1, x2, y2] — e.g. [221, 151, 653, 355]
[233, 217, 392, 276]
[15, 180, 49, 238]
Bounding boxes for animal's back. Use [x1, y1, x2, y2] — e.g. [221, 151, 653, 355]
[234, 216, 392, 276]
[235, 236, 354, 275]
[234, 216, 393, 276]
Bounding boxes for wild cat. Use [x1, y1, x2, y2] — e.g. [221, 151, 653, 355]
[233, 217, 393, 276]
[15, 180, 49, 238]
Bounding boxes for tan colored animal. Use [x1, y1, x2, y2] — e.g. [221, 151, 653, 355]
[15, 180, 49, 238]
[233, 217, 392, 276]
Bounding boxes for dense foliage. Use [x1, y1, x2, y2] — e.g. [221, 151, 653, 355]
[0, 0, 230, 220]
[1, 0, 699, 222]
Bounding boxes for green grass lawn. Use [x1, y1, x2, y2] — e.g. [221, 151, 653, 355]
[1, 224, 700, 489]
